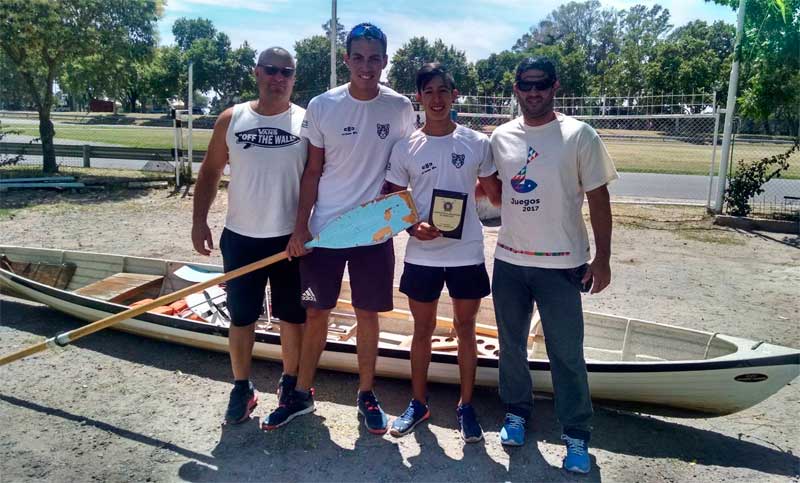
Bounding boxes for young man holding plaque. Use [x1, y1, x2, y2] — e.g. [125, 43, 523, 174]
[269, 23, 416, 433]
[485, 57, 617, 474]
[383, 63, 501, 442]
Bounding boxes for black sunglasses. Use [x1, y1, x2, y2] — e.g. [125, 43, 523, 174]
[516, 78, 555, 92]
[259, 64, 295, 78]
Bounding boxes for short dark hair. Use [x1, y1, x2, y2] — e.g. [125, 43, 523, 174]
[346, 22, 387, 55]
[515, 57, 557, 81]
[415, 63, 456, 93]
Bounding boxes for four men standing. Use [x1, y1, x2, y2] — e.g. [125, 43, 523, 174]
[193, 24, 616, 475]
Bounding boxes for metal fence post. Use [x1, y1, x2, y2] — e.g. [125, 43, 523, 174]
[82, 145, 90, 168]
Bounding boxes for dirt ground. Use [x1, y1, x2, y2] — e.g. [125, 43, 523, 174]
[1, 187, 798, 482]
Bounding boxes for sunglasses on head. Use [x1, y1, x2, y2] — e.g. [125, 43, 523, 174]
[259, 64, 295, 78]
[516, 78, 555, 92]
[348, 24, 386, 43]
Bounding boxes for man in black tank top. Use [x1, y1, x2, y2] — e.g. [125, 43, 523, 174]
[191, 47, 307, 427]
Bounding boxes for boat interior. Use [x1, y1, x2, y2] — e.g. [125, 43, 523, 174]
[0, 247, 740, 363]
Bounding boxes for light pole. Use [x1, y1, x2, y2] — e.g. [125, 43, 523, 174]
[713, 0, 746, 213]
[330, 0, 337, 89]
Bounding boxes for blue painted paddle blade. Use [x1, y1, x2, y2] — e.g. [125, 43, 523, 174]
[306, 190, 419, 249]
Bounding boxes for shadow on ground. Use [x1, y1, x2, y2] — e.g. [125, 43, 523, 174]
[2, 296, 798, 481]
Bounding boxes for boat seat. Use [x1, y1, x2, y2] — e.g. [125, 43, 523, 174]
[74, 272, 164, 303]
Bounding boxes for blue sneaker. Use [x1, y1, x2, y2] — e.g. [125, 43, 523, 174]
[561, 434, 591, 474]
[457, 404, 483, 443]
[357, 391, 388, 435]
[500, 413, 526, 446]
[389, 399, 430, 437]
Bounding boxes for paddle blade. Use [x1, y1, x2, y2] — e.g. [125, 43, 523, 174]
[307, 190, 419, 249]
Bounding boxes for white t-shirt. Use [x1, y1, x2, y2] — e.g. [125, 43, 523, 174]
[386, 125, 496, 267]
[301, 83, 415, 234]
[224, 102, 307, 238]
[490, 113, 618, 268]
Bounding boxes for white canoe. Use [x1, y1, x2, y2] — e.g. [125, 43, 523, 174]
[1, 245, 797, 417]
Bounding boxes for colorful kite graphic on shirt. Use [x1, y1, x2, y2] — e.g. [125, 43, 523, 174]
[510, 146, 539, 193]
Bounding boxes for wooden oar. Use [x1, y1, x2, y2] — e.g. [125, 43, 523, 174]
[0, 190, 418, 366]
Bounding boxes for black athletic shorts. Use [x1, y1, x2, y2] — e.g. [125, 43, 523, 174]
[299, 240, 394, 312]
[220, 228, 306, 326]
[399, 262, 491, 303]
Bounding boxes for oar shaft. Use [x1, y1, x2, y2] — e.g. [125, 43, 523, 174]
[0, 251, 289, 366]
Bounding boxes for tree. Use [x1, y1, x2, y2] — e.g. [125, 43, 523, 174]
[0, 51, 36, 110]
[645, 20, 735, 95]
[475, 51, 525, 96]
[709, 0, 799, 134]
[162, 18, 257, 113]
[388, 37, 478, 94]
[322, 17, 347, 45]
[0, 0, 161, 173]
[605, 5, 672, 95]
[293, 35, 349, 106]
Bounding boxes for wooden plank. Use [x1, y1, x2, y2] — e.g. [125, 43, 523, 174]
[0, 177, 75, 183]
[0, 182, 85, 190]
[74, 273, 164, 302]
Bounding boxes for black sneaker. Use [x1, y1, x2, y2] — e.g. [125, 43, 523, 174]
[277, 374, 297, 404]
[224, 380, 258, 425]
[262, 388, 315, 430]
[389, 399, 430, 437]
[357, 391, 388, 435]
[457, 403, 484, 443]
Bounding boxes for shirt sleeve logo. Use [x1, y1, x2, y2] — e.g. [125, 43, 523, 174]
[234, 127, 300, 149]
[451, 153, 465, 168]
[377, 123, 390, 139]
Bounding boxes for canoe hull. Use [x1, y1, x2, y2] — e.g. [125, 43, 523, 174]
[1, 246, 798, 417]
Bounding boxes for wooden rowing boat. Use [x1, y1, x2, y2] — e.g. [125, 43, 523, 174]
[1, 245, 797, 417]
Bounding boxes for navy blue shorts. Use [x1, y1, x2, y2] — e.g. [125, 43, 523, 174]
[299, 240, 394, 312]
[399, 262, 491, 303]
[220, 228, 306, 326]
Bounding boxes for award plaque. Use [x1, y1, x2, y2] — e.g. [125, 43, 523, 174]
[429, 189, 468, 239]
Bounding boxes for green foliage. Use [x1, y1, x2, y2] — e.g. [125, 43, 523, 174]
[293, 35, 349, 106]
[724, 141, 798, 216]
[708, 0, 799, 131]
[388, 38, 477, 94]
[0, 0, 162, 172]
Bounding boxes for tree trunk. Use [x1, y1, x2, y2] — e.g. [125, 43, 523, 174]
[38, 109, 57, 173]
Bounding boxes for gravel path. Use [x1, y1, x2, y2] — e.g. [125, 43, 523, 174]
[0, 188, 798, 482]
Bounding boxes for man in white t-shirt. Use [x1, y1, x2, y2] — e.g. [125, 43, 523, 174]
[191, 47, 307, 426]
[266, 23, 415, 434]
[383, 63, 500, 443]
[485, 57, 618, 474]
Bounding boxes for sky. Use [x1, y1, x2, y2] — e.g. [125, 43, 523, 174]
[159, 0, 738, 64]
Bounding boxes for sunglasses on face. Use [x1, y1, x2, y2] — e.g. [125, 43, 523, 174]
[259, 64, 295, 78]
[348, 24, 387, 44]
[516, 78, 555, 92]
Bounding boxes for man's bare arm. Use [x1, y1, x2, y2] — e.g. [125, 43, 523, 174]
[286, 143, 324, 259]
[477, 172, 502, 207]
[191, 108, 232, 255]
[584, 184, 612, 294]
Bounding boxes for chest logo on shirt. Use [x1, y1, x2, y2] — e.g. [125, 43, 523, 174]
[377, 123, 390, 139]
[341, 126, 358, 136]
[451, 153, 465, 169]
[234, 127, 300, 149]
[420, 162, 437, 175]
[510, 146, 540, 193]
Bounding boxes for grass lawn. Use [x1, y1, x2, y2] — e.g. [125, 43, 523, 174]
[10, 124, 213, 150]
[7, 122, 799, 179]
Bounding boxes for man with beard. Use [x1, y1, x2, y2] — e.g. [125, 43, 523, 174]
[485, 57, 618, 474]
